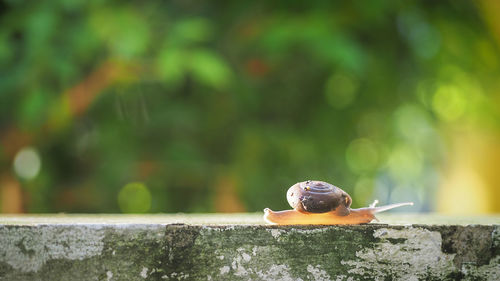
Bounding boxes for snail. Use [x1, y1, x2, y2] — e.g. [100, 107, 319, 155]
[263, 180, 413, 225]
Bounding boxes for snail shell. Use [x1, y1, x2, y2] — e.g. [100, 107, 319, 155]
[286, 180, 352, 215]
[263, 180, 413, 225]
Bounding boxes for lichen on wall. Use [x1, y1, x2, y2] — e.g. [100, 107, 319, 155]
[0, 225, 105, 272]
[341, 227, 456, 279]
[0, 222, 498, 280]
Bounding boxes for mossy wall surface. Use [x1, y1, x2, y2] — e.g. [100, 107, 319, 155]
[0, 217, 499, 280]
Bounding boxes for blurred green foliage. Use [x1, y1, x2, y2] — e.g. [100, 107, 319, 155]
[1, 0, 499, 213]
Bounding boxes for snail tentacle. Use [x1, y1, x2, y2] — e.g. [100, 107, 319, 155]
[369, 202, 414, 213]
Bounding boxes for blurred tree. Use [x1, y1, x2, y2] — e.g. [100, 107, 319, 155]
[0, 0, 499, 214]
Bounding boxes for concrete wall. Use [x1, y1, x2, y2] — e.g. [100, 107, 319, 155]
[0, 216, 499, 280]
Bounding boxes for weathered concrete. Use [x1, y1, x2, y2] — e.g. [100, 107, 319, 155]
[0, 214, 499, 280]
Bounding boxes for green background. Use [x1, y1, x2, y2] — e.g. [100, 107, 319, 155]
[1, 0, 499, 214]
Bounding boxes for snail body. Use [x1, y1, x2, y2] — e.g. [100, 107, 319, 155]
[263, 180, 413, 225]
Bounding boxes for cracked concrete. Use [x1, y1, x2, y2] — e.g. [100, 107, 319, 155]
[0, 214, 498, 280]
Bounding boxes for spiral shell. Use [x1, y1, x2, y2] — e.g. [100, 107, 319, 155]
[286, 180, 352, 214]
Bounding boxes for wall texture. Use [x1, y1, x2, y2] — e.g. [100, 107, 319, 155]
[0, 217, 499, 280]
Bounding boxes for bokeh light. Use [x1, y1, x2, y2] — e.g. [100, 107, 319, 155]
[387, 144, 423, 183]
[394, 104, 433, 144]
[13, 147, 41, 181]
[118, 182, 152, 213]
[432, 85, 467, 122]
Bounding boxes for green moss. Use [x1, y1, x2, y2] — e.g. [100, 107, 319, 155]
[0, 222, 498, 280]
